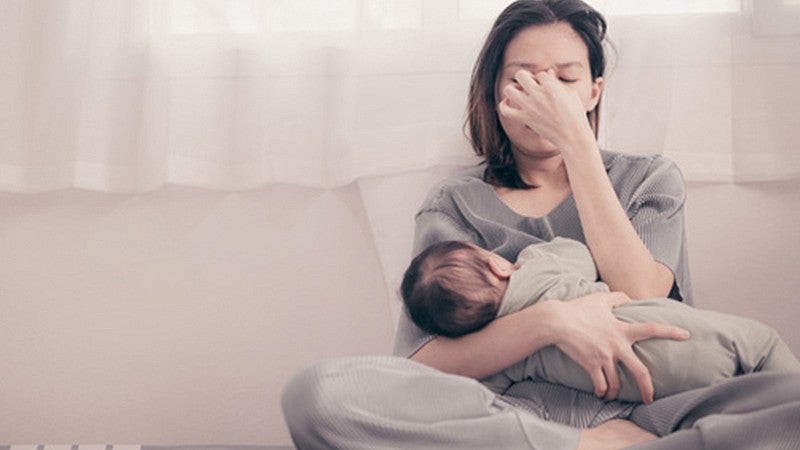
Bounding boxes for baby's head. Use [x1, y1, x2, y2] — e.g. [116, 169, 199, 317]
[401, 241, 511, 337]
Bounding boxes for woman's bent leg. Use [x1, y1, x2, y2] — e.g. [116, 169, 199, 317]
[627, 371, 800, 449]
[281, 355, 581, 450]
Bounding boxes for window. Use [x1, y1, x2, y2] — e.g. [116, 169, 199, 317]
[585, 0, 740, 15]
[167, 0, 260, 34]
[457, 0, 741, 19]
[162, 0, 427, 34]
[163, 0, 744, 35]
[364, 0, 422, 30]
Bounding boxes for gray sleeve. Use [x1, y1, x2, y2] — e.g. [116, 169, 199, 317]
[392, 209, 479, 357]
[412, 209, 478, 255]
[625, 156, 692, 303]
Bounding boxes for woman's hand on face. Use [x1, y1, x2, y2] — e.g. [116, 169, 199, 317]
[497, 69, 593, 151]
[543, 292, 691, 404]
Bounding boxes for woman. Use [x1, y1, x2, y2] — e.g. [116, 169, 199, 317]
[400, 0, 690, 405]
[282, 1, 800, 448]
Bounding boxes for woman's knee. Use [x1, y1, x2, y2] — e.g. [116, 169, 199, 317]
[281, 356, 413, 447]
[281, 358, 349, 445]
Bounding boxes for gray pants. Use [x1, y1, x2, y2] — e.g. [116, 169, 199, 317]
[281, 356, 800, 450]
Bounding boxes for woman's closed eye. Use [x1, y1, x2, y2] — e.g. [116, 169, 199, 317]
[510, 75, 577, 85]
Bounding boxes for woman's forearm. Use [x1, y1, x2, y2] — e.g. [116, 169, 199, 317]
[410, 301, 560, 379]
[561, 136, 673, 299]
[413, 291, 690, 400]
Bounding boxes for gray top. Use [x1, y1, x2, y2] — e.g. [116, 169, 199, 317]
[394, 150, 692, 357]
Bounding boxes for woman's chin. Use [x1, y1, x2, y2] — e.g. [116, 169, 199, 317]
[513, 137, 560, 158]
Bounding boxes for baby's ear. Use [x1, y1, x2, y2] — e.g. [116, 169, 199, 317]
[487, 254, 514, 280]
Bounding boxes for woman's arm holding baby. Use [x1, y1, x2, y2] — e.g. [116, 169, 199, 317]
[411, 291, 688, 403]
[409, 210, 687, 402]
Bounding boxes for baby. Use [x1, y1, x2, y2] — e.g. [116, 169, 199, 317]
[401, 237, 800, 401]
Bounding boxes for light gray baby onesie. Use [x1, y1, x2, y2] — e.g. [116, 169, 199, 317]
[481, 237, 800, 401]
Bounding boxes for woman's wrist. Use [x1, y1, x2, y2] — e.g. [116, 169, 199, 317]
[557, 125, 599, 157]
[526, 299, 567, 347]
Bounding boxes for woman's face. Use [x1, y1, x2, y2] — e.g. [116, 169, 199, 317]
[496, 22, 603, 157]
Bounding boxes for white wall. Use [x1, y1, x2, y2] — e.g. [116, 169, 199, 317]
[685, 180, 800, 352]
[0, 184, 394, 445]
[1, 176, 799, 445]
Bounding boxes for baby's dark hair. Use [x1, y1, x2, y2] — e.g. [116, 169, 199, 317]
[400, 241, 502, 338]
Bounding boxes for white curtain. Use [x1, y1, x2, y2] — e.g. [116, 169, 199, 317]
[2, 0, 798, 193]
[600, 1, 800, 182]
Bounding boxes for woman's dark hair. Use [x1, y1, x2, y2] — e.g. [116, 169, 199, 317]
[466, 0, 607, 189]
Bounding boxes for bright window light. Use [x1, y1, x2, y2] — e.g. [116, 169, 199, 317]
[166, 0, 744, 35]
[458, 0, 741, 20]
[585, 0, 741, 15]
[363, 0, 422, 30]
[457, 0, 514, 20]
[169, 0, 260, 34]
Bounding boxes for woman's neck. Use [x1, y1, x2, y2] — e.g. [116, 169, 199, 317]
[514, 153, 569, 189]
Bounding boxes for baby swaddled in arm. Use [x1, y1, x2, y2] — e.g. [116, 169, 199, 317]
[400, 237, 800, 401]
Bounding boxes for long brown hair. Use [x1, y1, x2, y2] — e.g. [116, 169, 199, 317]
[466, 0, 607, 188]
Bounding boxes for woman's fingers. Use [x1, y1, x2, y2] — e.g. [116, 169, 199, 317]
[497, 97, 512, 116]
[501, 85, 527, 109]
[515, 69, 540, 91]
[617, 349, 655, 404]
[532, 68, 559, 88]
[519, 68, 559, 91]
[603, 363, 621, 401]
[628, 322, 691, 343]
[550, 295, 683, 404]
[619, 321, 690, 403]
[497, 96, 518, 119]
[589, 367, 608, 398]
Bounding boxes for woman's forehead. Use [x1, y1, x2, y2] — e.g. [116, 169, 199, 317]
[503, 22, 590, 68]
